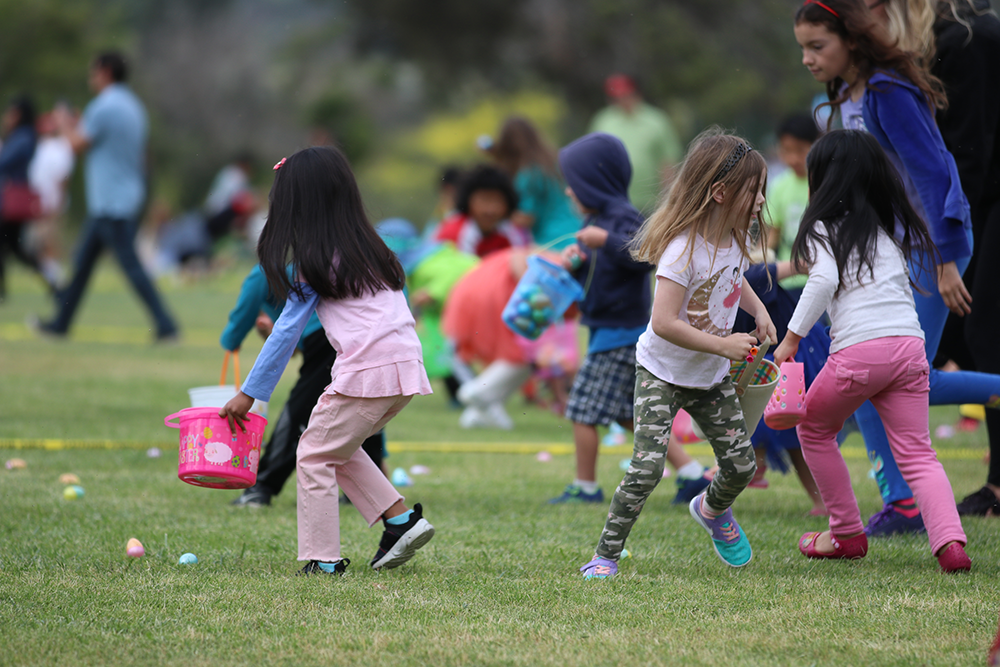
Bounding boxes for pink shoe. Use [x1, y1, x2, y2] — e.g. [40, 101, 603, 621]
[937, 542, 971, 573]
[747, 464, 768, 489]
[798, 531, 867, 560]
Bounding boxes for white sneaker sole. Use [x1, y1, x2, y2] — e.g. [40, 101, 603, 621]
[371, 519, 435, 570]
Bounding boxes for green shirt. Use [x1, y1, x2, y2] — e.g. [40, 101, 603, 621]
[767, 168, 809, 290]
[589, 102, 682, 214]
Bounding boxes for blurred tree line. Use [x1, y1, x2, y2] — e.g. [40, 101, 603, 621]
[1, 0, 816, 227]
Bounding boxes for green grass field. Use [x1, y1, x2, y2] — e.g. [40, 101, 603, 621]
[1, 262, 998, 667]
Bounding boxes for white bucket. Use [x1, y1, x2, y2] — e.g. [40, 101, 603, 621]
[188, 385, 268, 418]
[691, 342, 778, 440]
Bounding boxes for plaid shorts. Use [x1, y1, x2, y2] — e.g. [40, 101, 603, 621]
[565, 346, 637, 426]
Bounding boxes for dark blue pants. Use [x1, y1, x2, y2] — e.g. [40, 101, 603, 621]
[860, 231, 1000, 505]
[49, 215, 177, 336]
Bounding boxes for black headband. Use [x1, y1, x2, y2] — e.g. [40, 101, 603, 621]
[713, 143, 751, 183]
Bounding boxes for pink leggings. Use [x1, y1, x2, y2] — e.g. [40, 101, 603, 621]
[296, 393, 412, 561]
[796, 336, 965, 555]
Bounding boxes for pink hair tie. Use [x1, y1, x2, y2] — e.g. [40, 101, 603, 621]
[804, 0, 840, 18]
[273, 157, 286, 171]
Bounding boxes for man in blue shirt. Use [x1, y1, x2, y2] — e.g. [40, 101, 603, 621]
[38, 51, 178, 340]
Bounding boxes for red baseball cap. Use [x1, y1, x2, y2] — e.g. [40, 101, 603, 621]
[604, 74, 637, 98]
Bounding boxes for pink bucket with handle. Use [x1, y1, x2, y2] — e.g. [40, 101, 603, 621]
[764, 361, 807, 430]
[164, 407, 266, 489]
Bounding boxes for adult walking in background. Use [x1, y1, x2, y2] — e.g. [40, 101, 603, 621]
[0, 96, 51, 299]
[875, 0, 1000, 517]
[37, 51, 178, 341]
[488, 116, 581, 248]
[589, 74, 683, 216]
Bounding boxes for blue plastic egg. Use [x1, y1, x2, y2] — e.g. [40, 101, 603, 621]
[178, 553, 198, 565]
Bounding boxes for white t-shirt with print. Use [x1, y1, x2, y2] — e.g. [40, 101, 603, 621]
[636, 233, 748, 389]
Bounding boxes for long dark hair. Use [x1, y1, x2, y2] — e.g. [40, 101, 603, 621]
[491, 116, 559, 177]
[791, 129, 937, 293]
[795, 0, 947, 127]
[257, 146, 405, 301]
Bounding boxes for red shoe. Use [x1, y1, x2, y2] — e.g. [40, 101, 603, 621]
[798, 531, 868, 560]
[936, 542, 971, 573]
[748, 464, 768, 489]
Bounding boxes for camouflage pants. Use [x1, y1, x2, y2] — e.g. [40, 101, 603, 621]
[595, 363, 756, 560]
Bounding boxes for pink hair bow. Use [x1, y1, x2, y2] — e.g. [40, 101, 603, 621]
[273, 157, 286, 171]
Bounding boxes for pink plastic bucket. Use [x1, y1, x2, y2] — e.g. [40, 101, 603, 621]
[764, 361, 807, 430]
[164, 407, 266, 489]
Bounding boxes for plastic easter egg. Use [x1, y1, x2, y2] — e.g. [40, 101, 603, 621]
[409, 464, 431, 475]
[535, 451, 552, 462]
[529, 292, 552, 309]
[126, 538, 145, 558]
[516, 301, 532, 317]
[621, 548, 632, 560]
[146, 447, 162, 458]
[59, 473, 80, 484]
[532, 309, 549, 325]
[62, 486, 79, 500]
[513, 316, 533, 334]
[5, 458, 26, 470]
[178, 553, 198, 565]
[619, 458, 632, 471]
[391, 467, 413, 487]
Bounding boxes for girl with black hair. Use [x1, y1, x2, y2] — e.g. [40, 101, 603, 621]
[773, 130, 970, 573]
[793, 0, 1000, 539]
[435, 164, 528, 257]
[220, 146, 434, 576]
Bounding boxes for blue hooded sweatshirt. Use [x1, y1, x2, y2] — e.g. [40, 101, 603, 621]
[862, 70, 972, 263]
[558, 133, 652, 339]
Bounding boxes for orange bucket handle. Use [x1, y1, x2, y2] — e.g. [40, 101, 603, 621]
[219, 350, 241, 389]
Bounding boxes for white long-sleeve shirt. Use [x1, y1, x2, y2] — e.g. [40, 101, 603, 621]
[787, 221, 924, 354]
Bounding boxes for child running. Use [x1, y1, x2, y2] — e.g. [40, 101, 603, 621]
[220, 146, 434, 576]
[580, 130, 776, 576]
[772, 129, 970, 573]
[547, 132, 652, 504]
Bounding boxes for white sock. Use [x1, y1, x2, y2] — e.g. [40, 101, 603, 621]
[677, 461, 705, 479]
[574, 479, 600, 494]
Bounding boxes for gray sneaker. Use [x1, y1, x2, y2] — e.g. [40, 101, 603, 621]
[231, 488, 272, 507]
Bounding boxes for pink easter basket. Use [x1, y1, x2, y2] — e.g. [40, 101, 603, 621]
[164, 407, 266, 489]
[763, 361, 807, 430]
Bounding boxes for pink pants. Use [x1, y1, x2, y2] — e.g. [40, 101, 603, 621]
[796, 336, 965, 555]
[296, 393, 412, 561]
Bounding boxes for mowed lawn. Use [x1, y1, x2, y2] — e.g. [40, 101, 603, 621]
[1, 262, 998, 667]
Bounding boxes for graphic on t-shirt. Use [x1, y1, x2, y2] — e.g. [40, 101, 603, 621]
[689, 265, 742, 336]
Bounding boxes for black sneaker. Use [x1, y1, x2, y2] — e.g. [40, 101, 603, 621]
[231, 488, 272, 507]
[957, 486, 1000, 517]
[297, 558, 350, 576]
[370, 503, 435, 570]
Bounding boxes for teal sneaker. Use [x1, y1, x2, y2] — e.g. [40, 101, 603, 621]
[688, 493, 752, 568]
[580, 555, 618, 579]
[548, 484, 604, 504]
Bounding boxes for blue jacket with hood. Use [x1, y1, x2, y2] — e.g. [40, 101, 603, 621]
[862, 70, 972, 264]
[558, 133, 651, 331]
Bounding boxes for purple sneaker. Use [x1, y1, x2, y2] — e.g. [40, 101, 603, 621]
[864, 504, 926, 537]
[688, 493, 753, 567]
[580, 555, 618, 579]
